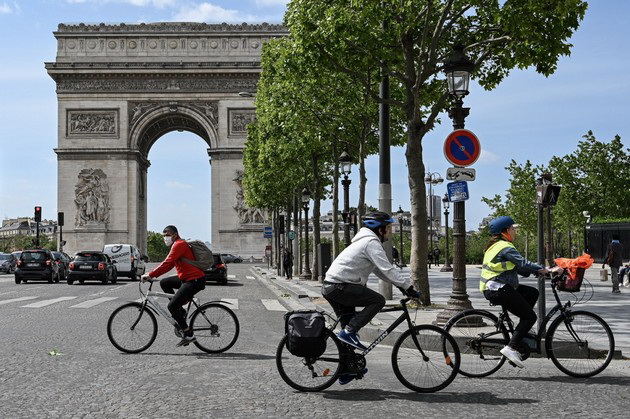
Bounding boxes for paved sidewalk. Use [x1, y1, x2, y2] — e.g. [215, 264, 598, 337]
[251, 264, 629, 358]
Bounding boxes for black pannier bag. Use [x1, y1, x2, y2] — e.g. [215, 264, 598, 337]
[284, 310, 327, 358]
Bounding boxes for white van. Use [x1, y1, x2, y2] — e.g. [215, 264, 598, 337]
[102, 244, 146, 280]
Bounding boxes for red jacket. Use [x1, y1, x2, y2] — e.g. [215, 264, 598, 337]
[149, 239, 205, 281]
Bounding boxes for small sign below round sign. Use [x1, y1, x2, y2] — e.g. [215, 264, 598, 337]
[444, 129, 481, 167]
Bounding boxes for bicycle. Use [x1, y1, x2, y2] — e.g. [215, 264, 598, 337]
[107, 279, 239, 353]
[444, 269, 615, 378]
[276, 297, 461, 393]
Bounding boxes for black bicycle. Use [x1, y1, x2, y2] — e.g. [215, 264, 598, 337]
[444, 270, 614, 378]
[276, 297, 460, 393]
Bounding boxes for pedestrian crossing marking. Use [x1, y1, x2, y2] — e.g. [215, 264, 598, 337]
[261, 299, 287, 312]
[0, 296, 38, 306]
[246, 276, 255, 280]
[69, 297, 118, 309]
[228, 274, 236, 279]
[220, 298, 239, 309]
[21, 296, 77, 308]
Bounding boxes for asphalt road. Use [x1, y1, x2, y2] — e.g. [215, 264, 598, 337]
[1, 263, 629, 418]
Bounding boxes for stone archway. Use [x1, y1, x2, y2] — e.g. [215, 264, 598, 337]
[46, 22, 287, 257]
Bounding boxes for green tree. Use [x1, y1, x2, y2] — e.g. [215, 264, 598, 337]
[147, 231, 168, 262]
[286, 0, 587, 304]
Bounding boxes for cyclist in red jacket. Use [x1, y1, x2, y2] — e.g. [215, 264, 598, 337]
[141, 225, 205, 347]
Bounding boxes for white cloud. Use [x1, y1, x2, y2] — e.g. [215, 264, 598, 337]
[477, 149, 499, 164]
[255, 0, 288, 5]
[173, 2, 259, 23]
[165, 180, 194, 190]
[65, 0, 176, 7]
[0, 1, 20, 14]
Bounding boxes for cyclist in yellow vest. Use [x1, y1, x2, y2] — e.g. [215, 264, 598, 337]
[481, 216, 550, 368]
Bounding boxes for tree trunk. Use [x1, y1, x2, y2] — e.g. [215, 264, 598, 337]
[405, 120, 430, 305]
[332, 160, 340, 258]
[312, 153, 321, 282]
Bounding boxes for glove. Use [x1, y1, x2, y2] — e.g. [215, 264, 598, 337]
[141, 273, 151, 283]
[404, 286, 421, 299]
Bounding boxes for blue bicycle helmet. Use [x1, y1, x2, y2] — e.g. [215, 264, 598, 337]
[362, 211, 395, 229]
[489, 216, 515, 235]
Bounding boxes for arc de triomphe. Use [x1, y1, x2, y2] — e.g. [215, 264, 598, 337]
[46, 22, 287, 257]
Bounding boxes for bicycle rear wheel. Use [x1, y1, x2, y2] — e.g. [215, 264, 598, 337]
[276, 329, 342, 392]
[444, 310, 509, 377]
[546, 310, 614, 378]
[392, 325, 460, 393]
[107, 302, 157, 353]
[190, 303, 240, 353]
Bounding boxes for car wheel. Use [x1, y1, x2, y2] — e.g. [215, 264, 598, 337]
[220, 276, 228, 285]
[79, 279, 84, 284]
[67, 278, 74, 285]
[48, 274, 53, 283]
[111, 271, 117, 284]
[54, 273, 60, 283]
[15, 277, 21, 284]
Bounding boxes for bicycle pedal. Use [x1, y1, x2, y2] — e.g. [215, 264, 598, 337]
[507, 360, 523, 369]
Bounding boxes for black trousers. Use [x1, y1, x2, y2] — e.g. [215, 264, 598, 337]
[322, 282, 386, 333]
[160, 276, 205, 333]
[484, 284, 539, 348]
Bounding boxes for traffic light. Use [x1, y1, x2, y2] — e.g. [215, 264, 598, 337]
[34, 206, 42, 222]
[58, 212, 64, 227]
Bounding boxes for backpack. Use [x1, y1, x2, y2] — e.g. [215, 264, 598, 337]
[284, 310, 327, 358]
[181, 240, 214, 271]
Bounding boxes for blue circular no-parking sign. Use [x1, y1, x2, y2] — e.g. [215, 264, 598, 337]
[444, 129, 481, 167]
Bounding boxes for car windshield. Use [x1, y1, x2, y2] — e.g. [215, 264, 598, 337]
[75, 253, 105, 262]
[21, 252, 49, 261]
[0, 254, 11, 260]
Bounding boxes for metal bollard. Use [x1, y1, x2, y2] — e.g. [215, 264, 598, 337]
[600, 268, 608, 282]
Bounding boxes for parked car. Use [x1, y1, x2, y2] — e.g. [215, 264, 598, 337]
[220, 253, 243, 263]
[52, 251, 72, 281]
[15, 249, 60, 284]
[67, 251, 117, 285]
[203, 254, 228, 285]
[102, 244, 147, 280]
[0, 253, 17, 274]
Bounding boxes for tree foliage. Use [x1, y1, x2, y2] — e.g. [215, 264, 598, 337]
[147, 231, 169, 262]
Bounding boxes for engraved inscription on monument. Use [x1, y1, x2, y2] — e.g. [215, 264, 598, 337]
[67, 110, 118, 137]
[228, 109, 256, 137]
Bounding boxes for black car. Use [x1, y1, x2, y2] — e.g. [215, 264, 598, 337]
[220, 253, 243, 263]
[204, 254, 228, 285]
[68, 251, 117, 285]
[0, 253, 17, 274]
[15, 249, 61, 284]
[52, 251, 72, 281]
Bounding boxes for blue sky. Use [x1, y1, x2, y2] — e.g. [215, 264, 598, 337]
[0, 0, 628, 243]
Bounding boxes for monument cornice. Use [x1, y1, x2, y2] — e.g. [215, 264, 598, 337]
[55, 22, 288, 34]
[55, 148, 150, 164]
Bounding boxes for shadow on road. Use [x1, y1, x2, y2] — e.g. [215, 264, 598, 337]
[125, 351, 275, 361]
[491, 374, 630, 386]
[320, 389, 537, 404]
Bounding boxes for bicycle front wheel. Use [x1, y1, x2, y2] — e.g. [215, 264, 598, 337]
[190, 303, 240, 353]
[276, 329, 342, 392]
[392, 325, 460, 393]
[546, 310, 614, 378]
[107, 302, 157, 353]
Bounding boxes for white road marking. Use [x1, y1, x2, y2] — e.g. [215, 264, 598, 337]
[89, 284, 129, 296]
[220, 298, 239, 309]
[0, 296, 38, 306]
[228, 274, 236, 279]
[21, 296, 77, 308]
[261, 299, 287, 312]
[69, 297, 118, 309]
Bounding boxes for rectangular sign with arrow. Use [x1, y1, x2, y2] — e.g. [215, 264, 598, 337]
[446, 167, 476, 181]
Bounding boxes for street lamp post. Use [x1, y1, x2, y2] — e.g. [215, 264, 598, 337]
[396, 206, 406, 267]
[435, 45, 475, 325]
[300, 187, 312, 280]
[340, 150, 353, 247]
[441, 194, 453, 272]
[424, 172, 443, 267]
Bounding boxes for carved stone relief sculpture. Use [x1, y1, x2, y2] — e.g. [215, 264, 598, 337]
[74, 169, 110, 226]
[228, 109, 256, 136]
[68, 110, 118, 137]
[232, 170, 265, 224]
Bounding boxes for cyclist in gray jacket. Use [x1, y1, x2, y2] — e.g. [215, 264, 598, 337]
[322, 211, 420, 352]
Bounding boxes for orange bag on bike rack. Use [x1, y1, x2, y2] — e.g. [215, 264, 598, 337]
[554, 253, 594, 292]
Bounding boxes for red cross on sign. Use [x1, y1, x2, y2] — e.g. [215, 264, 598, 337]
[443, 129, 481, 167]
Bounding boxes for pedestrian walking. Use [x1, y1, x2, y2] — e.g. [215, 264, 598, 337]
[283, 250, 293, 280]
[605, 235, 624, 293]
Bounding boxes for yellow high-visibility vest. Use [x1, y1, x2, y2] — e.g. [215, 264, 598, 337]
[480, 240, 516, 291]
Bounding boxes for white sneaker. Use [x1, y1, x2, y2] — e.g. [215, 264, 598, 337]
[500, 346, 524, 368]
[624, 280, 630, 287]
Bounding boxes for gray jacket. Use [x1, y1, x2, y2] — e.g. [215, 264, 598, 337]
[324, 228, 410, 290]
